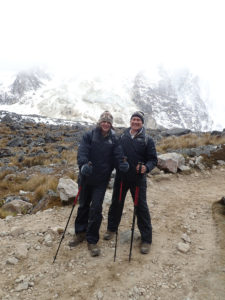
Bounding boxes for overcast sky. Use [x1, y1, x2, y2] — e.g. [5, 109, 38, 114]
[0, 0, 225, 127]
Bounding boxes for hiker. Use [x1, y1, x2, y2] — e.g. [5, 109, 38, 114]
[104, 111, 158, 254]
[69, 111, 129, 257]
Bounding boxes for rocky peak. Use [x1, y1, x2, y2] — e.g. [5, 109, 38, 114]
[10, 68, 50, 98]
[131, 68, 212, 131]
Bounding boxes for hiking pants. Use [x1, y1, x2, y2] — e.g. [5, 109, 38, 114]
[107, 174, 152, 244]
[75, 182, 108, 244]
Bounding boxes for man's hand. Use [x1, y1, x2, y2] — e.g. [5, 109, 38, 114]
[81, 163, 93, 176]
[119, 161, 129, 173]
[136, 164, 147, 174]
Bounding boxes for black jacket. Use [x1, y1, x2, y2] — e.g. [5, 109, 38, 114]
[77, 127, 123, 185]
[119, 127, 158, 181]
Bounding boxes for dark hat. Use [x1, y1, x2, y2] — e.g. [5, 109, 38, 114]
[130, 111, 145, 123]
[98, 111, 113, 125]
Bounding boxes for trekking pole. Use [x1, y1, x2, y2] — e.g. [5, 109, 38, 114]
[114, 157, 127, 262]
[53, 162, 91, 263]
[129, 162, 143, 262]
[53, 184, 82, 264]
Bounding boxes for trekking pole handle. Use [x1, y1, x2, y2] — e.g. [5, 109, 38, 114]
[137, 162, 143, 174]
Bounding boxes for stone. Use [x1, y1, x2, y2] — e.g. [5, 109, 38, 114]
[181, 233, 191, 243]
[158, 153, 185, 173]
[6, 257, 19, 265]
[179, 165, 191, 174]
[15, 282, 29, 292]
[119, 230, 141, 244]
[217, 160, 225, 165]
[57, 178, 78, 202]
[14, 243, 29, 259]
[10, 227, 25, 237]
[177, 242, 190, 253]
[3, 200, 32, 214]
[44, 234, 53, 247]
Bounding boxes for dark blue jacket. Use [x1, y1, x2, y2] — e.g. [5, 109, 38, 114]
[77, 127, 123, 185]
[119, 127, 158, 181]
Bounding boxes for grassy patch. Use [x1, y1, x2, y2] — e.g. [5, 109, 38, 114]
[0, 208, 16, 219]
[156, 133, 225, 153]
[201, 145, 225, 168]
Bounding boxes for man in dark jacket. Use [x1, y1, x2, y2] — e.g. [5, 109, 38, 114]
[69, 111, 129, 257]
[104, 111, 158, 254]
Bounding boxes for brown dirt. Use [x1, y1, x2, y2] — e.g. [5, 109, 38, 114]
[0, 167, 225, 300]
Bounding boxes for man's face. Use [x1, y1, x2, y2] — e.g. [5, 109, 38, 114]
[130, 116, 143, 131]
[100, 121, 111, 134]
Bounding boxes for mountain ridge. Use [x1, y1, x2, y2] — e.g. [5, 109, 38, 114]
[0, 67, 214, 131]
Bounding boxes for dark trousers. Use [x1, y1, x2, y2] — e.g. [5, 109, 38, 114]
[75, 182, 108, 244]
[107, 174, 152, 244]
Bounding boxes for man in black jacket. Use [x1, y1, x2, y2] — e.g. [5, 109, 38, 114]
[69, 111, 129, 257]
[104, 111, 158, 254]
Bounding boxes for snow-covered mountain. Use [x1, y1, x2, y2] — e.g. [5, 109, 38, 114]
[0, 67, 214, 131]
[132, 68, 212, 131]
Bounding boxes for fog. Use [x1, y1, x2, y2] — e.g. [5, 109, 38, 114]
[0, 0, 225, 128]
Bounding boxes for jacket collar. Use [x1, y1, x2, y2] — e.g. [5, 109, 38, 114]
[125, 127, 145, 138]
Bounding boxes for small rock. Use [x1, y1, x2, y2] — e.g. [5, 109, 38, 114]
[44, 234, 53, 247]
[50, 227, 64, 234]
[120, 230, 140, 244]
[15, 275, 26, 283]
[14, 243, 29, 259]
[96, 290, 104, 300]
[15, 282, 29, 292]
[6, 257, 18, 265]
[181, 233, 191, 243]
[179, 165, 191, 174]
[0, 231, 8, 237]
[34, 245, 41, 250]
[67, 228, 75, 235]
[10, 227, 25, 237]
[198, 246, 205, 250]
[217, 160, 225, 165]
[177, 242, 190, 253]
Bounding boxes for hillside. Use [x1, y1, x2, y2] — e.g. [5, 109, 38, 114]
[0, 167, 225, 300]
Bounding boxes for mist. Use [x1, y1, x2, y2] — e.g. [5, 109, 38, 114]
[1, 0, 225, 129]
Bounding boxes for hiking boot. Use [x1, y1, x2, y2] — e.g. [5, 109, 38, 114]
[103, 230, 116, 240]
[88, 243, 100, 257]
[140, 242, 151, 254]
[68, 232, 86, 247]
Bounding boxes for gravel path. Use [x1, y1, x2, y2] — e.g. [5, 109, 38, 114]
[0, 167, 225, 300]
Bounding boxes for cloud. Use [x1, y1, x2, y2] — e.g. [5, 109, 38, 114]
[1, 0, 225, 128]
[0, 0, 224, 73]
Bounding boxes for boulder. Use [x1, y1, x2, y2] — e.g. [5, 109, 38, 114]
[157, 153, 185, 173]
[57, 178, 78, 202]
[2, 200, 33, 214]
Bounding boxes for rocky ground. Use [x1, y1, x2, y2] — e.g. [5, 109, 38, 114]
[0, 167, 225, 300]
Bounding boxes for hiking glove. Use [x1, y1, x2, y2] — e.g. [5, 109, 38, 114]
[81, 163, 93, 176]
[119, 161, 129, 173]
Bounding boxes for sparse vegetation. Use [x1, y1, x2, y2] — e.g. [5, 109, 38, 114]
[29, 175, 58, 203]
[0, 173, 59, 204]
[61, 149, 77, 164]
[201, 145, 225, 168]
[0, 170, 13, 181]
[156, 133, 225, 153]
[1, 118, 225, 219]
[0, 207, 16, 218]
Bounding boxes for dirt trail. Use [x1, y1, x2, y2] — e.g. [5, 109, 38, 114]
[0, 168, 225, 300]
